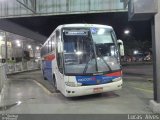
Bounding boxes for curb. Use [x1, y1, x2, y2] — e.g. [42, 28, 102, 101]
[7, 69, 40, 75]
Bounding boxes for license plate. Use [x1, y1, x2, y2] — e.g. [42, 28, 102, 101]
[93, 87, 103, 93]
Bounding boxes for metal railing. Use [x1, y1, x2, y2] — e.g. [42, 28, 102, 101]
[0, 63, 7, 93]
[0, 60, 40, 94]
[6, 61, 40, 74]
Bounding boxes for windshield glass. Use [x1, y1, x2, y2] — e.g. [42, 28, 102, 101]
[63, 27, 120, 75]
[91, 27, 120, 73]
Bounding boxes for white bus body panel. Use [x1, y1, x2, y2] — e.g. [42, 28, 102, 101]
[52, 57, 65, 92]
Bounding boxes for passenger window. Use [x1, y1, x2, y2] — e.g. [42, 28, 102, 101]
[51, 35, 55, 51]
[44, 44, 47, 55]
[56, 30, 63, 73]
[48, 39, 52, 53]
[47, 41, 49, 53]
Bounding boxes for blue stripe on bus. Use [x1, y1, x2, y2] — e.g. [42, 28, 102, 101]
[42, 61, 53, 81]
[76, 75, 118, 85]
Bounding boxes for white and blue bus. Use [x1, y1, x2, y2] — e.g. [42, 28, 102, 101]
[41, 24, 123, 97]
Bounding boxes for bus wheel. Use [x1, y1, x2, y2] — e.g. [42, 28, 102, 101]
[44, 77, 47, 80]
[52, 75, 58, 92]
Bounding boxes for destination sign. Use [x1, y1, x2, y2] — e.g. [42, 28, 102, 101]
[65, 30, 88, 36]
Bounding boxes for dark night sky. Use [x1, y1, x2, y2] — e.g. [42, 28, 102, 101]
[8, 12, 151, 42]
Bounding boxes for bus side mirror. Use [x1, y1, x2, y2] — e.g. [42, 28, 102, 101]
[117, 39, 124, 56]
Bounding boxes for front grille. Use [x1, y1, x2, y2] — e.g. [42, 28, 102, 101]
[81, 81, 113, 86]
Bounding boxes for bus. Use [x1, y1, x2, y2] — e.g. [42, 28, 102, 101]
[41, 24, 123, 97]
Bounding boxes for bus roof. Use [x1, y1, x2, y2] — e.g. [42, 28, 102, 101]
[41, 24, 113, 48]
[59, 24, 113, 29]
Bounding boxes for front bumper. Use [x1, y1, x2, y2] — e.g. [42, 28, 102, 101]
[64, 79, 123, 97]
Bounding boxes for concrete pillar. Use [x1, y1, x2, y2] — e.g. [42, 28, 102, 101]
[149, 0, 160, 113]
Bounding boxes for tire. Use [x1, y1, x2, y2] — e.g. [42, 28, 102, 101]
[44, 77, 47, 80]
[42, 70, 47, 80]
[52, 75, 58, 92]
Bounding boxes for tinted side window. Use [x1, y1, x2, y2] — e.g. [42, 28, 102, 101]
[48, 39, 52, 53]
[51, 34, 55, 52]
[44, 43, 48, 55]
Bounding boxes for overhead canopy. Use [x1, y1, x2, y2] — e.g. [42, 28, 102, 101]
[0, 19, 47, 43]
[0, 0, 127, 19]
[128, 0, 158, 21]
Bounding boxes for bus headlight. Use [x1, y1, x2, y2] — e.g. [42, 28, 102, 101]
[112, 77, 122, 82]
[65, 82, 82, 87]
[65, 82, 76, 87]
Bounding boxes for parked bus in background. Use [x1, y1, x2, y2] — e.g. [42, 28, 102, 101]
[41, 24, 124, 97]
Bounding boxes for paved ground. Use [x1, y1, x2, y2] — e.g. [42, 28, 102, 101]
[123, 64, 153, 77]
[0, 65, 153, 114]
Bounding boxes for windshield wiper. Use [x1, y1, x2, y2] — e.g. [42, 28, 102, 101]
[96, 47, 112, 72]
[83, 52, 93, 74]
[82, 32, 99, 74]
[83, 49, 112, 74]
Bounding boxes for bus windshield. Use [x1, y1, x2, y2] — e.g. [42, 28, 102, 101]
[62, 27, 120, 75]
